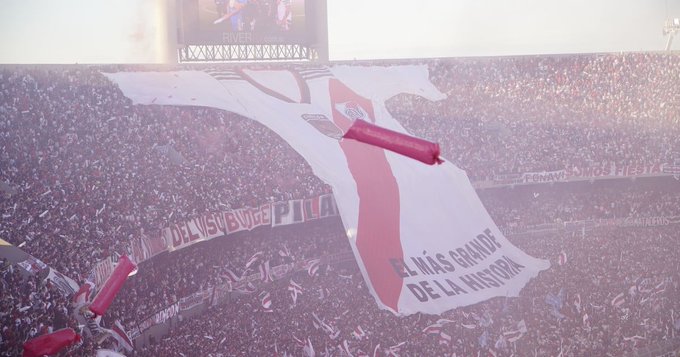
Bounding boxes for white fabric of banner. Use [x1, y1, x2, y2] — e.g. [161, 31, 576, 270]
[104, 65, 549, 315]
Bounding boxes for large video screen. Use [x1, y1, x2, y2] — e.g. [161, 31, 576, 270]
[180, 0, 308, 45]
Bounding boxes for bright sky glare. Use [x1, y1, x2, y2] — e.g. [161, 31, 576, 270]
[0, 0, 678, 63]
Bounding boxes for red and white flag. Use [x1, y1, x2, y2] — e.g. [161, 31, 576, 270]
[558, 251, 567, 266]
[278, 245, 291, 259]
[307, 259, 321, 277]
[573, 293, 582, 313]
[112, 320, 133, 352]
[106, 66, 550, 315]
[340, 340, 353, 357]
[260, 260, 273, 282]
[650, 281, 666, 295]
[221, 269, 242, 283]
[422, 323, 441, 336]
[611, 292, 625, 308]
[311, 312, 337, 338]
[288, 279, 303, 305]
[502, 319, 527, 343]
[17, 256, 48, 274]
[372, 344, 381, 357]
[436, 318, 455, 326]
[387, 342, 405, 356]
[72, 280, 96, 308]
[208, 285, 217, 306]
[245, 251, 264, 269]
[103, 320, 134, 352]
[303, 338, 315, 357]
[439, 332, 452, 345]
[623, 335, 645, 346]
[260, 291, 272, 310]
[352, 325, 366, 339]
[293, 335, 306, 348]
[235, 282, 257, 294]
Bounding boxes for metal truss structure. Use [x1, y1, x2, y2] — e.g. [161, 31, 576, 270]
[178, 44, 319, 62]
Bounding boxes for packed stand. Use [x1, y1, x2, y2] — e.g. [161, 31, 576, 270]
[105, 219, 346, 329]
[0, 67, 330, 282]
[479, 178, 680, 229]
[391, 53, 680, 180]
[2, 53, 679, 279]
[0, 258, 99, 356]
[99, 180, 679, 335]
[133, 225, 680, 357]
[0, 52, 679, 355]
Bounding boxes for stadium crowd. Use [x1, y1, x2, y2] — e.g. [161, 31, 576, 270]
[395, 53, 680, 180]
[1, 52, 679, 356]
[0, 258, 99, 357]
[104, 219, 346, 330]
[479, 179, 680, 229]
[100, 180, 680, 330]
[0, 67, 331, 282]
[132, 225, 680, 357]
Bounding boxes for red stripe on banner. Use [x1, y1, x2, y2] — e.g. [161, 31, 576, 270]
[329, 78, 403, 312]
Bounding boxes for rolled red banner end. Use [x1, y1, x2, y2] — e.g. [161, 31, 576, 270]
[23, 328, 81, 357]
[342, 119, 443, 165]
[89, 255, 137, 317]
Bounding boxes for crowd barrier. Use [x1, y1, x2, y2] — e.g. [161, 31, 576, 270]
[475, 162, 678, 189]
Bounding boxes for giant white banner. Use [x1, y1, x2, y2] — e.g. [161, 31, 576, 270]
[105, 65, 549, 315]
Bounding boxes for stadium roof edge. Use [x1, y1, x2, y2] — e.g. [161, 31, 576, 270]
[0, 50, 678, 68]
